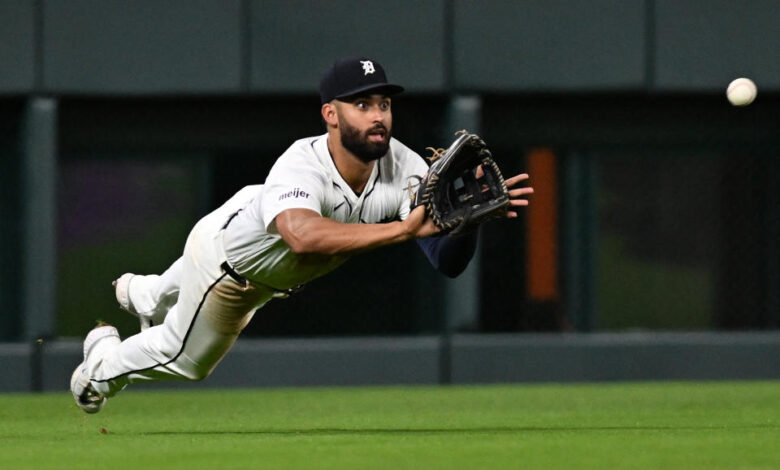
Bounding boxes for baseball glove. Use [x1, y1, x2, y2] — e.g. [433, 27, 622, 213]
[412, 132, 510, 235]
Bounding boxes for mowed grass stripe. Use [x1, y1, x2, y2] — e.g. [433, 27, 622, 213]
[0, 381, 778, 470]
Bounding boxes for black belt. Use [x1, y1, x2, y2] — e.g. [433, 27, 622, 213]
[220, 261, 247, 285]
[220, 261, 304, 298]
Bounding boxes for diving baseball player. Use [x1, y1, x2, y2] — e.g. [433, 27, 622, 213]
[71, 57, 534, 413]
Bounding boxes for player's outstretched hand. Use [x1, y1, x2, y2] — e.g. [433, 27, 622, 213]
[404, 205, 441, 239]
[504, 173, 533, 218]
[473, 164, 533, 219]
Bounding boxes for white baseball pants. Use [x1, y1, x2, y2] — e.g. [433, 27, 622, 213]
[89, 187, 273, 398]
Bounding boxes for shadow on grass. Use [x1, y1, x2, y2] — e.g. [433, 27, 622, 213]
[138, 424, 779, 436]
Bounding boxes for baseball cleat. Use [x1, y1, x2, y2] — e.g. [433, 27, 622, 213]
[70, 362, 105, 414]
[70, 323, 120, 414]
[113, 273, 152, 330]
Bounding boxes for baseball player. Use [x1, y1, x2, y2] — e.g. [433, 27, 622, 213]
[71, 57, 534, 413]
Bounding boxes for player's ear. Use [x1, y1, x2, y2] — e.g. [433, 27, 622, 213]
[321, 102, 338, 127]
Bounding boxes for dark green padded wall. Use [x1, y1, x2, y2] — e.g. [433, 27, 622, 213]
[11, 0, 780, 94]
[42, 0, 243, 93]
[248, 0, 446, 93]
[452, 0, 646, 91]
[0, 0, 35, 93]
[655, 0, 780, 90]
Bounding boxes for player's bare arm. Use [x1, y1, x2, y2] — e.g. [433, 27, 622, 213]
[275, 206, 438, 256]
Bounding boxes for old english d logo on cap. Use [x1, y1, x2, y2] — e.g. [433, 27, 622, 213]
[360, 60, 376, 75]
[319, 57, 404, 104]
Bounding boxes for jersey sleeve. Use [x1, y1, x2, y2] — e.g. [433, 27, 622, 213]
[261, 152, 327, 234]
[397, 153, 430, 221]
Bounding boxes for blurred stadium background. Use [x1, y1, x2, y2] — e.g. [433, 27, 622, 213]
[1, 0, 779, 392]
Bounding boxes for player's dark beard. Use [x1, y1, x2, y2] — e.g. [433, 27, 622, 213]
[339, 121, 391, 163]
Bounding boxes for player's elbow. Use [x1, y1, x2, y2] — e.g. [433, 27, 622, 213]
[277, 220, 343, 255]
[286, 236, 318, 255]
[286, 240, 307, 255]
[276, 210, 335, 255]
[283, 230, 334, 255]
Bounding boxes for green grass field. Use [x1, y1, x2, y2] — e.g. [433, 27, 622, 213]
[1, 382, 778, 469]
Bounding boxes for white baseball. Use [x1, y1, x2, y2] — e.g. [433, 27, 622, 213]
[726, 78, 757, 107]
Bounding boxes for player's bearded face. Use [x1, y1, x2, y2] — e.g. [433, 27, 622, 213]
[338, 115, 392, 163]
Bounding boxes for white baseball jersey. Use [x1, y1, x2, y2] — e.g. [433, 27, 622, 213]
[222, 133, 429, 289]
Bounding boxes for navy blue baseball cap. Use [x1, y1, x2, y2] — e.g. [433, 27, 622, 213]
[319, 57, 404, 105]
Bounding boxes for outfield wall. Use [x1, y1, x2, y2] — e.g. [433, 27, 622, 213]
[3, 1, 780, 343]
[2, 332, 779, 393]
[4, 0, 780, 94]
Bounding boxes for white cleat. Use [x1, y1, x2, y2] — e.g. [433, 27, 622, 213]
[70, 363, 105, 414]
[70, 324, 120, 414]
[113, 273, 152, 331]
